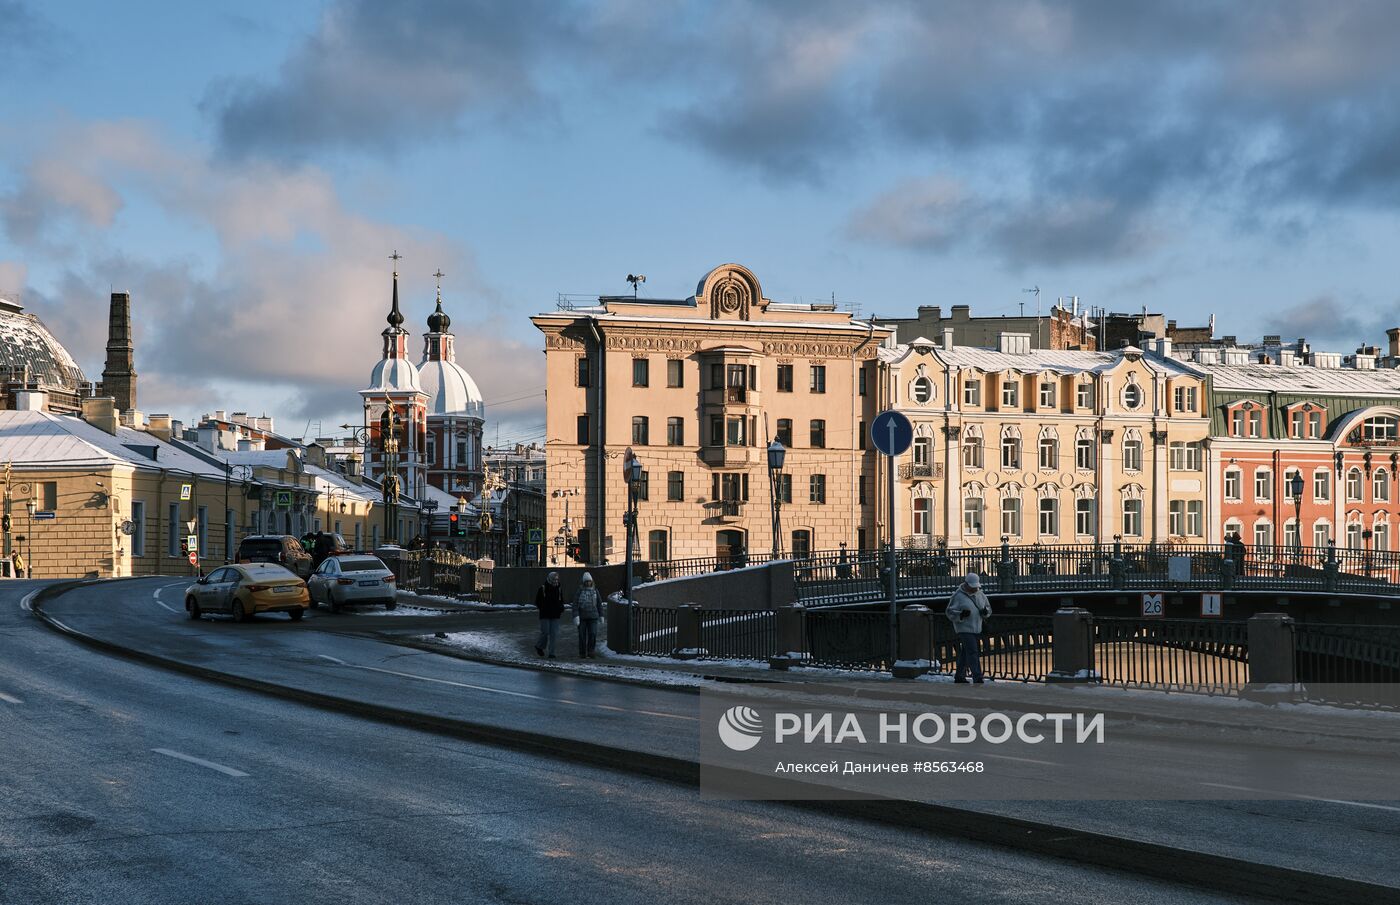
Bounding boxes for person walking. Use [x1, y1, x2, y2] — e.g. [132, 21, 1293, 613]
[946, 572, 992, 684]
[572, 572, 602, 658]
[534, 572, 564, 658]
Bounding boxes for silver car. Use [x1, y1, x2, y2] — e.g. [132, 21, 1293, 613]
[308, 555, 398, 612]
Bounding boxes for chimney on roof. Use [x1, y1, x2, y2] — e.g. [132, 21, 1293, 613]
[101, 292, 136, 415]
[82, 396, 120, 436]
[941, 328, 955, 351]
[1389, 328, 1400, 359]
[998, 332, 1031, 354]
[146, 414, 173, 441]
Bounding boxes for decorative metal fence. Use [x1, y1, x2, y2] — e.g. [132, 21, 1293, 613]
[1092, 617, 1250, 695]
[929, 615, 1055, 682]
[698, 610, 776, 661]
[633, 606, 679, 657]
[1295, 623, 1400, 708]
[803, 609, 891, 670]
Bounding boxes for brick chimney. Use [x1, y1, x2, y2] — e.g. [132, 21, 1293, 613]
[101, 292, 137, 414]
[1388, 327, 1400, 359]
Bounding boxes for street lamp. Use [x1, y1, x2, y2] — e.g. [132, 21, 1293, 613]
[767, 439, 786, 558]
[623, 453, 643, 602]
[422, 498, 439, 550]
[25, 498, 35, 578]
[1289, 470, 1305, 564]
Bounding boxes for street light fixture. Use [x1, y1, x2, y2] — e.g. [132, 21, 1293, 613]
[767, 439, 786, 558]
[1289, 470, 1306, 563]
[623, 451, 643, 602]
[25, 498, 36, 578]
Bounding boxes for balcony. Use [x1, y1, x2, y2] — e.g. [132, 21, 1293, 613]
[702, 387, 761, 408]
[700, 445, 759, 467]
[708, 500, 746, 523]
[899, 462, 944, 480]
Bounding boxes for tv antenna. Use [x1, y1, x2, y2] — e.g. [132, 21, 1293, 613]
[626, 274, 646, 298]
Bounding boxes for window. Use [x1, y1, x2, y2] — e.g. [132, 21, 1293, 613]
[776, 474, 792, 504]
[1377, 523, 1390, 552]
[457, 439, 469, 467]
[716, 473, 749, 501]
[1346, 467, 1363, 502]
[710, 363, 724, 389]
[1283, 467, 1302, 501]
[963, 497, 984, 535]
[1309, 411, 1322, 438]
[1122, 499, 1143, 537]
[1123, 383, 1143, 410]
[666, 359, 684, 388]
[1123, 437, 1143, 472]
[40, 481, 57, 511]
[1075, 437, 1095, 470]
[632, 415, 649, 445]
[636, 471, 650, 501]
[426, 433, 436, 465]
[353, 523, 361, 551]
[576, 356, 590, 387]
[963, 377, 981, 406]
[1174, 385, 1197, 412]
[648, 530, 668, 562]
[1038, 436, 1058, 470]
[1290, 409, 1304, 438]
[1375, 469, 1390, 503]
[1001, 497, 1022, 536]
[667, 471, 684, 501]
[576, 414, 590, 445]
[858, 366, 868, 397]
[1001, 436, 1021, 470]
[667, 417, 684, 446]
[1076, 382, 1093, 409]
[1169, 441, 1202, 471]
[775, 418, 793, 448]
[1182, 500, 1201, 538]
[1231, 410, 1245, 437]
[912, 498, 932, 536]
[963, 434, 984, 468]
[1001, 378, 1019, 408]
[1039, 381, 1056, 408]
[809, 419, 826, 449]
[1313, 522, 1332, 548]
[809, 474, 826, 504]
[1248, 409, 1262, 438]
[1075, 498, 1095, 536]
[859, 473, 867, 505]
[913, 436, 931, 466]
[809, 365, 826, 393]
[371, 525, 380, 549]
[168, 502, 180, 557]
[858, 420, 866, 450]
[777, 364, 794, 392]
[1284, 520, 1299, 550]
[911, 377, 933, 404]
[1038, 497, 1057, 536]
[1362, 416, 1397, 442]
[1256, 468, 1273, 501]
[709, 416, 724, 447]
[632, 357, 649, 387]
[1224, 469, 1242, 502]
[726, 364, 749, 401]
[131, 501, 146, 557]
[1253, 521, 1271, 548]
[1346, 523, 1363, 550]
[726, 416, 748, 446]
[1314, 470, 1331, 502]
[791, 530, 812, 557]
[1170, 500, 1185, 536]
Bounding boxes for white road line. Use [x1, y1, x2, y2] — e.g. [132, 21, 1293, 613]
[1201, 782, 1400, 812]
[152, 748, 249, 778]
[318, 658, 695, 722]
[317, 654, 345, 664]
[19, 589, 38, 613]
[0, 691, 23, 705]
[151, 589, 178, 614]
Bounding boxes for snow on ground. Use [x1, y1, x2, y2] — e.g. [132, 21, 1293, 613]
[434, 632, 708, 687]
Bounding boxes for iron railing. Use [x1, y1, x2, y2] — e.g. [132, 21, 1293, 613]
[928, 615, 1055, 683]
[803, 609, 891, 670]
[698, 609, 776, 661]
[1295, 623, 1400, 708]
[1093, 617, 1249, 695]
[633, 606, 679, 656]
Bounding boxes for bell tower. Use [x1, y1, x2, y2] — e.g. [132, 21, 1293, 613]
[101, 291, 137, 412]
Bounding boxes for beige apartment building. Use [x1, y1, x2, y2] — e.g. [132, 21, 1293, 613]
[877, 334, 1211, 548]
[532, 263, 891, 563]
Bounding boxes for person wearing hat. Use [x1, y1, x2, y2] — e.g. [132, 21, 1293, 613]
[534, 571, 565, 658]
[572, 572, 603, 658]
[946, 572, 992, 684]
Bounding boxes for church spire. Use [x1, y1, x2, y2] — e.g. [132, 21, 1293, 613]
[427, 268, 450, 333]
[387, 250, 405, 329]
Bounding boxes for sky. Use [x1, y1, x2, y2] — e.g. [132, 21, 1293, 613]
[5, 0, 1400, 446]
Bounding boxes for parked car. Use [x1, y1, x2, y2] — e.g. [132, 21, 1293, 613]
[235, 534, 313, 578]
[310, 532, 350, 571]
[185, 563, 310, 622]
[308, 554, 398, 612]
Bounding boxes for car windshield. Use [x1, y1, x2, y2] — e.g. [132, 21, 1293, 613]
[239, 540, 283, 558]
[241, 565, 297, 581]
[337, 557, 387, 573]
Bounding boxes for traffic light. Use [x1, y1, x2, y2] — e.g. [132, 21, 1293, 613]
[1, 514, 9, 533]
[567, 543, 584, 563]
[180, 539, 189, 556]
[448, 512, 463, 537]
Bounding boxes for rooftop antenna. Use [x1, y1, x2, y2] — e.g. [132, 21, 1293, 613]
[626, 274, 646, 298]
[1023, 286, 1041, 347]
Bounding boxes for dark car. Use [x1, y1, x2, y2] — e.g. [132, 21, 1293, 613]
[310, 532, 350, 571]
[235, 535, 314, 578]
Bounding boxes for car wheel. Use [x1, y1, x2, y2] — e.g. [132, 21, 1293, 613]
[330, 594, 342, 614]
[232, 598, 248, 623]
[186, 597, 201, 620]
[288, 607, 305, 622]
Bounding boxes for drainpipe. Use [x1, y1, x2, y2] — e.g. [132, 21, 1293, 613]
[586, 316, 605, 565]
[1270, 390, 1280, 549]
[851, 318, 876, 550]
[944, 360, 954, 542]
[1151, 366, 1161, 544]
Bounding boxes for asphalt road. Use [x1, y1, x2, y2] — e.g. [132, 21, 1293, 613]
[0, 578, 1262, 905]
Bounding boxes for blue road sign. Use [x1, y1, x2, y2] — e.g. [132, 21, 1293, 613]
[32, 511, 56, 521]
[871, 410, 914, 457]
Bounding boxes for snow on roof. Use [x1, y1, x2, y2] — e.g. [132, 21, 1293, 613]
[0, 410, 225, 475]
[1184, 360, 1400, 397]
[880, 343, 1192, 377]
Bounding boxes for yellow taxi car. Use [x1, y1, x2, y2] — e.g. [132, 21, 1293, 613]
[185, 563, 310, 622]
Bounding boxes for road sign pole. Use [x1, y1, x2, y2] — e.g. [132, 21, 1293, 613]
[886, 422, 898, 668]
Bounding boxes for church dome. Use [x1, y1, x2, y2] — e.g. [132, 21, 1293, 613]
[427, 297, 450, 333]
[366, 356, 423, 393]
[0, 298, 87, 391]
[419, 358, 483, 418]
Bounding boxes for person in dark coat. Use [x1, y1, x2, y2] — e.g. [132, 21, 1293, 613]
[572, 572, 603, 658]
[534, 572, 565, 658]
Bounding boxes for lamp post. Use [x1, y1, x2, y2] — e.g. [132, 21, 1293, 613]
[422, 498, 438, 550]
[25, 498, 36, 578]
[767, 439, 786, 558]
[382, 408, 402, 544]
[1289, 470, 1305, 565]
[623, 451, 642, 602]
[224, 463, 255, 562]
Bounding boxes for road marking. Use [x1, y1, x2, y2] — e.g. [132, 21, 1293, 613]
[152, 748, 249, 778]
[1201, 782, 1400, 812]
[19, 589, 38, 612]
[317, 654, 345, 665]
[317, 658, 695, 722]
[0, 691, 22, 705]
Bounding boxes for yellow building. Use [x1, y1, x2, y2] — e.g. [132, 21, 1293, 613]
[877, 334, 1210, 548]
[532, 263, 891, 563]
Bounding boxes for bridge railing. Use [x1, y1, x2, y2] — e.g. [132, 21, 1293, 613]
[1093, 617, 1250, 695]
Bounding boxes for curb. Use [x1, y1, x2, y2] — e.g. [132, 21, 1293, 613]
[29, 583, 1396, 904]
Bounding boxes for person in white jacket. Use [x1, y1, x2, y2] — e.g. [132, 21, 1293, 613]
[945, 573, 992, 684]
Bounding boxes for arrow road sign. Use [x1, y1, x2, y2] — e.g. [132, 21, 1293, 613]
[871, 410, 914, 457]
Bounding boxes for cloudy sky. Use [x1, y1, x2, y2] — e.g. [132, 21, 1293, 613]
[5, 1, 1400, 443]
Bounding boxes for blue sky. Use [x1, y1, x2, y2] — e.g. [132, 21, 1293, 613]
[5, 1, 1400, 445]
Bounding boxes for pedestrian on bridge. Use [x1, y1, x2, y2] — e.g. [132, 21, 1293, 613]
[534, 572, 564, 658]
[573, 573, 602, 658]
[946, 572, 992, 684]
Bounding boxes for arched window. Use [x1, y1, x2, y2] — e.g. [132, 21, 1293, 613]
[910, 377, 934, 405]
[1346, 467, 1363, 502]
[1038, 485, 1059, 536]
[1001, 427, 1022, 470]
[1038, 432, 1058, 470]
[1374, 468, 1390, 503]
[1122, 429, 1143, 472]
[962, 483, 985, 536]
[1346, 521, 1364, 550]
[962, 426, 984, 469]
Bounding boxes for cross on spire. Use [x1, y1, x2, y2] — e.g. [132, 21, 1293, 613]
[389, 249, 403, 275]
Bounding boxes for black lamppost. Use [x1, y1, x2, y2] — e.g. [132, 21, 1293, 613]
[382, 408, 402, 543]
[1289, 470, 1305, 564]
[422, 498, 438, 549]
[767, 439, 786, 558]
[25, 498, 35, 578]
[623, 452, 643, 602]
[224, 463, 254, 562]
